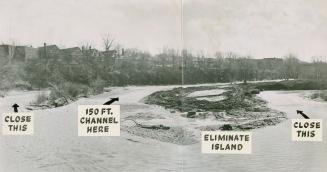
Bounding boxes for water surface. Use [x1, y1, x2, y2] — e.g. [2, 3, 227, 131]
[182, 91, 327, 172]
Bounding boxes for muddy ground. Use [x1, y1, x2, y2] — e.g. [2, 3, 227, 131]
[144, 83, 286, 131]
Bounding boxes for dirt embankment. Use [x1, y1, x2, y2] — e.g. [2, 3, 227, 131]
[250, 80, 327, 91]
[144, 84, 287, 131]
[250, 80, 327, 102]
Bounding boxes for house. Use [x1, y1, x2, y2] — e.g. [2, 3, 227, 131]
[0, 44, 14, 59]
[96, 50, 117, 63]
[62, 47, 84, 64]
[0, 44, 38, 63]
[259, 58, 283, 69]
[0, 45, 8, 57]
[101, 50, 117, 58]
[0, 44, 10, 64]
[82, 48, 101, 58]
[204, 58, 216, 69]
[38, 44, 63, 60]
[14, 46, 39, 61]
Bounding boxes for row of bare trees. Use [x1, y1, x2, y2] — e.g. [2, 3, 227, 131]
[2, 33, 327, 91]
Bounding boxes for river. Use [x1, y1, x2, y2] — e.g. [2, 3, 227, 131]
[182, 90, 327, 172]
[0, 88, 326, 172]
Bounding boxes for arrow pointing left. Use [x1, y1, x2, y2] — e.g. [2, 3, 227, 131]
[296, 110, 310, 119]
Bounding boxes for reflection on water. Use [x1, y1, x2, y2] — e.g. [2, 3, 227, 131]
[183, 91, 327, 172]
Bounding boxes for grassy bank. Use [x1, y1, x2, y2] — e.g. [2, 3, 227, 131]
[250, 80, 327, 90]
[310, 90, 327, 101]
[250, 80, 327, 102]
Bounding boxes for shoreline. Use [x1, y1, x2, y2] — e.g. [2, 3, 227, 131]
[144, 83, 287, 131]
[2, 80, 322, 143]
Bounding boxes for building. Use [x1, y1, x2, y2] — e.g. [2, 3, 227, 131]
[62, 47, 84, 64]
[0, 44, 14, 59]
[101, 50, 117, 58]
[82, 48, 101, 58]
[14, 46, 39, 61]
[0, 44, 38, 63]
[38, 44, 63, 60]
[0, 43, 120, 65]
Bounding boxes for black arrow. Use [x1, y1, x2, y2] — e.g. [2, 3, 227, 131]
[296, 110, 310, 119]
[12, 103, 19, 113]
[103, 97, 119, 105]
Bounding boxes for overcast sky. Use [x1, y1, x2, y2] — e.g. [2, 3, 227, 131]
[1, 0, 327, 61]
[0, 0, 182, 53]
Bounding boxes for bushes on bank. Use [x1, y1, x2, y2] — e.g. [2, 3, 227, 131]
[310, 91, 327, 101]
[32, 92, 48, 105]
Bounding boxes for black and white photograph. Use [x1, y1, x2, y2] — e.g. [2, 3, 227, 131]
[0, 0, 326, 171]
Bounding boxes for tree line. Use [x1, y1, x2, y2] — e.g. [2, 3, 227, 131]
[1, 48, 327, 89]
[1, 44, 327, 105]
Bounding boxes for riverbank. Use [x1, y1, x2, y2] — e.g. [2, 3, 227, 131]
[1, 85, 326, 172]
[144, 79, 327, 130]
[250, 79, 327, 91]
[249, 79, 327, 103]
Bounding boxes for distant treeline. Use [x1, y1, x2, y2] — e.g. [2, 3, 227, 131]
[1, 48, 327, 95]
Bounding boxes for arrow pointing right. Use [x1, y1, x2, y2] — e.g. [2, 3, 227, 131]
[103, 97, 119, 105]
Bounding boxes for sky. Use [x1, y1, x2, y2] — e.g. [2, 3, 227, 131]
[183, 0, 327, 61]
[0, 0, 327, 61]
[0, 0, 182, 53]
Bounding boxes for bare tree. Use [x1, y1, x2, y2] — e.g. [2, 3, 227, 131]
[81, 42, 93, 51]
[114, 43, 122, 57]
[102, 33, 114, 51]
[239, 56, 256, 83]
[283, 54, 300, 80]
[8, 41, 16, 64]
[311, 56, 327, 81]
